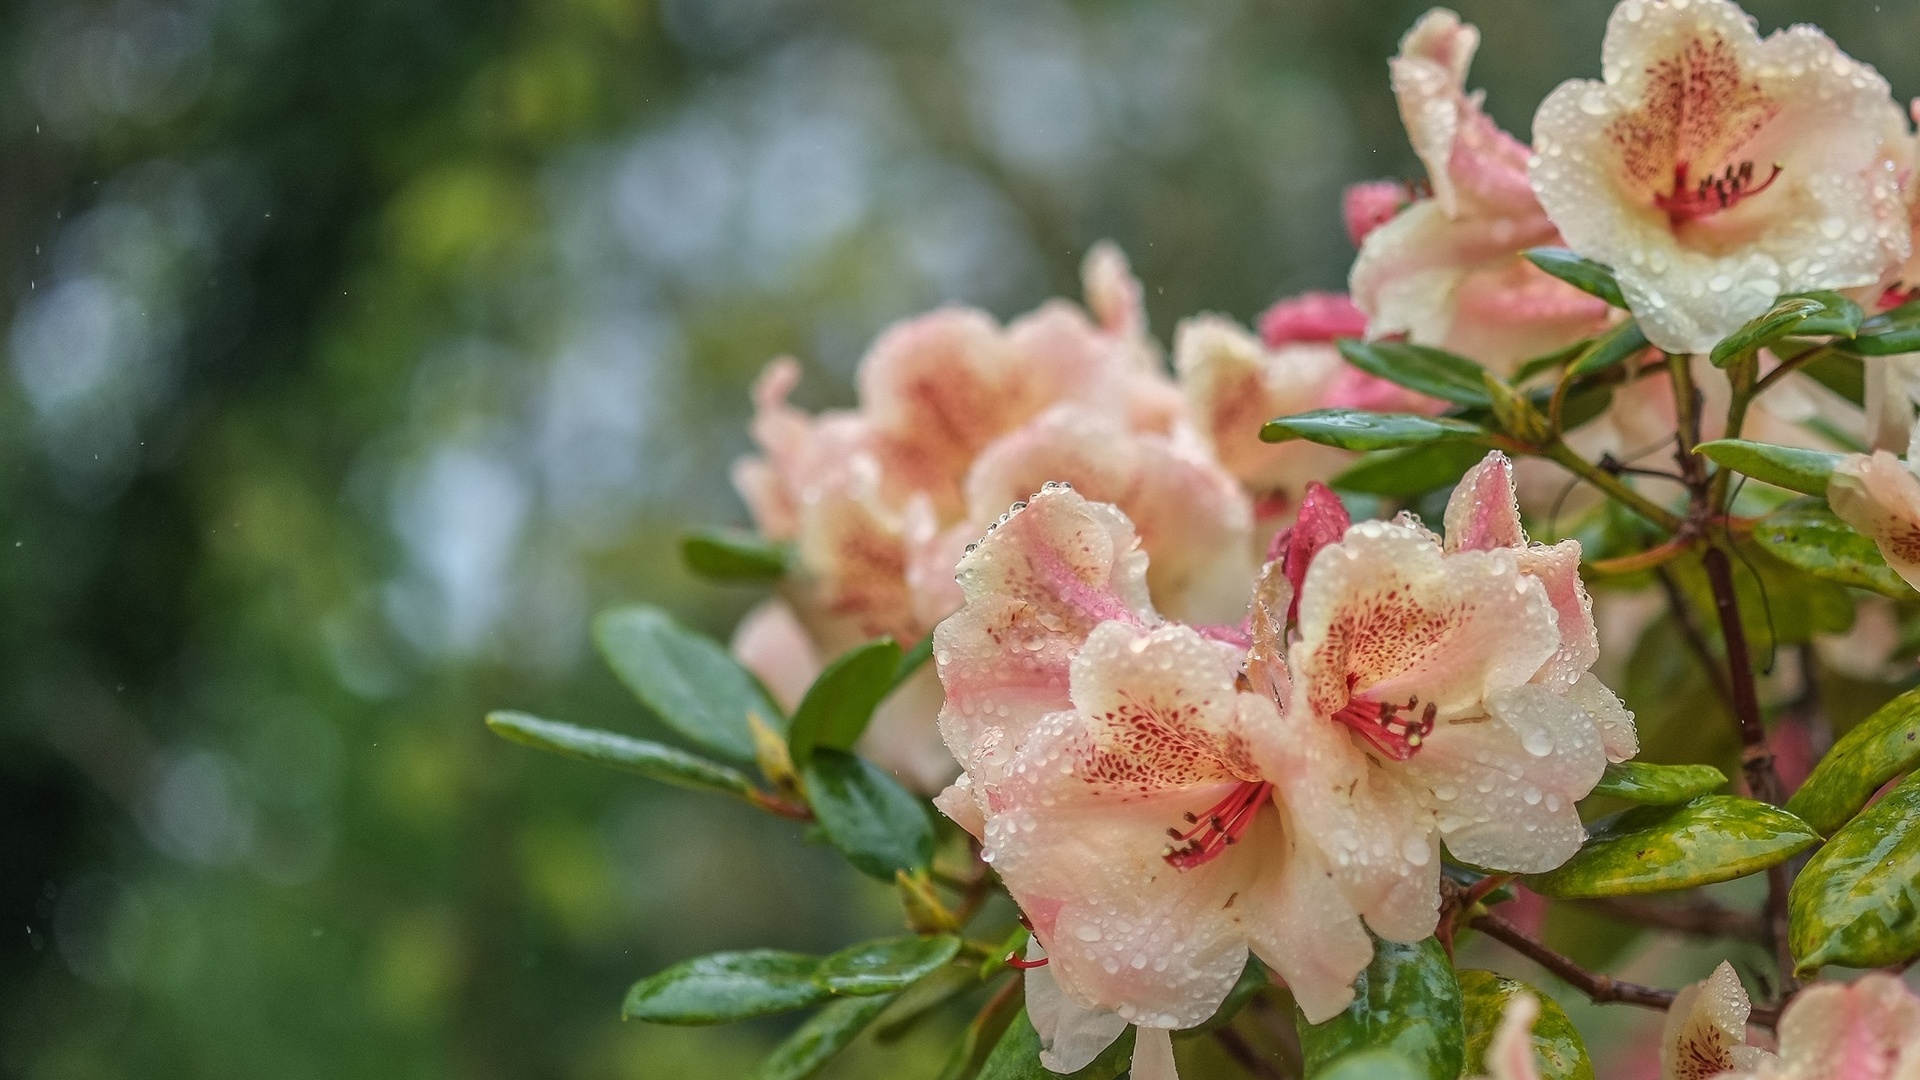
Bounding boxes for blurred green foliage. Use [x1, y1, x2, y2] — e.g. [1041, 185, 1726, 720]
[5, 0, 1920, 1077]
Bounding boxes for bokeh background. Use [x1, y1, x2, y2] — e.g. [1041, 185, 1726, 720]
[5, 0, 1920, 1077]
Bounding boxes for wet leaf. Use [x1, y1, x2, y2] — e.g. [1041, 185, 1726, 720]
[1458, 970, 1593, 1080]
[1331, 442, 1491, 496]
[1752, 499, 1915, 600]
[1262, 410, 1486, 451]
[1787, 685, 1920, 835]
[1296, 937, 1463, 1080]
[816, 934, 961, 996]
[1789, 772, 1920, 976]
[1524, 248, 1626, 309]
[1566, 320, 1650, 379]
[1710, 297, 1827, 366]
[1527, 795, 1819, 898]
[681, 527, 788, 582]
[624, 950, 828, 1025]
[1589, 761, 1726, 806]
[754, 994, 897, 1080]
[1694, 439, 1842, 497]
[976, 1008, 1134, 1080]
[595, 605, 783, 763]
[1336, 340, 1491, 407]
[1314, 1051, 1427, 1080]
[787, 638, 902, 767]
[1787, 291, 1865, 339]
[802, 748, 934, 881]
[1844, 298, 1920, 355]
[485, 711, 756, 799]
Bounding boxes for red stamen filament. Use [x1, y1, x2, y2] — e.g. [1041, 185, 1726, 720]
[1654, 160, 1781, 226]
[1331, 695, 1437, 762]
[1162, 781, 1271, 871]
[1006, 952, 1048, 969]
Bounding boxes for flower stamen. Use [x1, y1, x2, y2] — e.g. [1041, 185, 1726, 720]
[1654, 160, 1781, 226]
[1163, 781, 1271, 871]
[1331, 694, 1438, 761]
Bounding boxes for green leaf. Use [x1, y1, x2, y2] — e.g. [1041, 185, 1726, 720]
[594, 605, 783, 763]
[484, 711, 757, 799]
[1336, 340, 1492, 407]
[1694, 439, 1842, 497]
[1296, 937, 1463, 1080]
[1458, 970, 1593, 1080]
[787, 639, 902, 767]
[1262, 410, 1486, 452]
[936, 979, 1025, 1080]
[1331, 442, 1492, 496]
[1526, 795, 1819, 898]
[894, 632, 934, 688]
[1789, 291, 1865, 339]
[1567, 320, 1651, 379]
[681, 527, 788, 582]
[1845, 298, 1920, 356]
[1524, 248, 1626, 309]
[1787, 685, 1920, 835]
[1752, 498, 1916, 600]
[754, 994, 897, 1080]
[1313, 1051, 1427, 1080]
[1800, 351, 1866, 406]
[1789, 771, 1920, 976]
[816, 934, 961, 996]
[976, 1009, 1134, 1080]
[873, 965, 978, 1044]
[1710, 297, 1828, 366]
[1589, 761, 1726, 806]
[802, 749, 934, 881]
[624, 950, 829, 1025]
[1514, 339, 1595, 384]
[1190, 956, 1270, 1034]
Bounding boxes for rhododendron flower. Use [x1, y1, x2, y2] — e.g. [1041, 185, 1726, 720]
[1531, 0, 1914, 354]
[1828, 418, 1920, 593]
[731, 245, 1252, 790]
[1661, 961, 1774, 1080]
[1273, 453, 1634, 940]
[932, 485, 1375, 1073]
[1471, 993, 1547, 1080]
[1350, 9, 1614, 371]
[1713, 973, 1920, 1080]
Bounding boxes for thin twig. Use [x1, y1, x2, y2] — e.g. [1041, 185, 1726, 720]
[1540, 440, 1686, 532]
[1576, 896, 1769, 942]
[1212, 1027, 1290, 1080]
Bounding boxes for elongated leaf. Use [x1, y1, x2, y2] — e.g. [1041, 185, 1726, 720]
[595, 605, 783, 763]
[1846, 298, 1920, 355]
[1787, 686, 1920, 835]
[894, 633, 934, 688]
[485, 711, 756, 798]
[1526, 795, 1819, 898]
[625, 950, 828, 1025]
[755, 994, 897, 1080]
[1514, 339, 1594, 384]
[803, 748, 934, 881]
[1800, 351, 1866, 405]
[1789, 771, 1920, 975]
[976, 1009, 1134, 1080]
[1752, 499, 1915, 599]
[1315, 1051, 1427, 1080]
[1525, 248, 1626, 309]
[1567, 320, 1650, 379]
[788, 639, 902, 767]
[1710, 297, 1827, 366]
[1337, 340, 1491, 407]
[1694, 439, 1841, 497]
[682, 527, 788, 582]
[816, 934, 961, 996]
[1263, 410, 1486, 451]
[873, 965, 978, 1044]
[1789, 291, 1865, 339]
[1331, 442, 1492, 496]
[1296, 937, 1463, 1080]
[1589, 761, 1725, 806]
[1458, 970, 1593, 1080]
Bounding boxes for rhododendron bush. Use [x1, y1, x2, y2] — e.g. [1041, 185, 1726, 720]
[485, 2, 1920, 1077]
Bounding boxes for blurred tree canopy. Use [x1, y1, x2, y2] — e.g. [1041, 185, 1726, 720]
[4, 0, 1920, 1077]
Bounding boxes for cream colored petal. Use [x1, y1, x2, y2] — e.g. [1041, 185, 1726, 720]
[1829, 451, 1920, 591]
[1445, 452, 1527, 553]
[1173, 314, 1349, 497]
[729, 599, 822, 715]
[1661, 961, 1757, 1080]
[1770, 973, 1920, 1080]
[1236, 808, 1375, 1023]
[1480, 993, 1544, 1080]
[1069, 622, 1255, 788]
[1565, 672, 1638, 764]
[1026, 959, 1132, 1073]
[1130, 1027, 1180, 1080]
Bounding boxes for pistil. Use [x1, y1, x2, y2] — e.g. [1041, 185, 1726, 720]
[1654, 160, 1781, 226]
[1163, 781, 1272, 870]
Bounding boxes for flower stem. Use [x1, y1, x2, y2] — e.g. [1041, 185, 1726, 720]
[1538, 440, 1685, 532]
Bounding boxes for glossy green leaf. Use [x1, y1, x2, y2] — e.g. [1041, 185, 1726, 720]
[1262, 410, 1486, 451]
[1526, 795, 1819, 899]
[1458, 970, 1593, 1080]
[802, 748, 934, 881]
[1296, 937, 1463, 1080]
[1800, 350, 1866, 405]
[1524, 248, 1626, 309]
[1845, 298, 1920, 355]
[1789, 291, 1865, 339]
[1752, 498, 1915, 599]
[1668, 537, 1854, 648]
[1513, 339, 1594, 383]
[1336, 340, 1492, 407]
[1567, 320, 1651, 379]
[976, 1009, 1134, 1080]
[1331, 442, 1492, 496]
[1314, 1051, 1427, 1080]
[1710, 297, 1828, 366]
[485, 711, 756, 798]
[1589, 760, 1725, 806]
[1787, 685, 1920, 835]
[1694, 439, 1841, 497]
[787, 638, 902, 767]
[873, 965, 978, 1044]
[594, 605, 783, 763]
[754, 994, 897, 1080]
[624, 950, 828, 1025]
[816, 934, 961, 996]
[1789, 771, 1920, 976]
[681, 527, 788, 582]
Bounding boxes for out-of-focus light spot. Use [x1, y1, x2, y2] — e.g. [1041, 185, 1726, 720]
[385, 446, 530, 656]
[148, 750, 253, 865]
[26, 2, 212, 138]
[660, 0, 794, 57]
[53, 873, 148, 986]
[536, 314, 674, 537]
[612, 119, 741, 277]
[890, 164, 1045, 311]
[961, 4, 1099, 180]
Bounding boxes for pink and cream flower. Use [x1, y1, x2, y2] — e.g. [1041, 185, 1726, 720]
[1709, 972, 1920, 1080]
[931, 485, 1376, 1072]
[1827, 418, 1920, 593]
[1530, 0, 1914, 355]
[731, 246, 1252, 790]
[1349, 9, 1614, 372]
[1660, 961, 1775, 1080]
